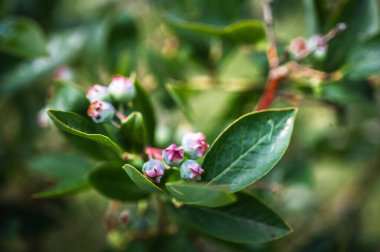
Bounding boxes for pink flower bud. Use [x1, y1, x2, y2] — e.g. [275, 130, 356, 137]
[308, 35, 327, 58]
[145, 146, 163, 160]
[180, 160, 204, 181]
[37, 106, 50, 127]
[289, 37, 309, 58]
[87, 100, 115, 123]
[182, 132, 210, 159]
[86, 84, 109, 102]
[162, 144, 184, 166]
[53, 66, 74, 81]
[108, 75, 136, 103]
[142, 159, 165, 183]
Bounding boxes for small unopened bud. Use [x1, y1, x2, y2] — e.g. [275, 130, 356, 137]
[142, 159, 165, 183]
[182, 132, 209, 159]
[337, 22, 347, 32]
[308, 35, 327, 58]
[87, 100, 115, 123]
[289, 37, 309, 59]
[180, 160, 204, 181]
[162, 144, 184, 166]
[53, 66, 74, 81]
[86, 84, 109, 102]
[37, 106, 50, 127]
[109, 75, 136, 103]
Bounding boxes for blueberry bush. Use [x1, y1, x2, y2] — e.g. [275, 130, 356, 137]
[1, 0, 380, 251]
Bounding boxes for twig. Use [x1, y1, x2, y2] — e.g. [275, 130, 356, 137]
[294, 23, 347, 62]
[111, 120, 121, 128]
[256, 21, 347, 111]
[256, 66, 288, 111]
[115, 111, 127, 122]
[262, 0, 279, 69]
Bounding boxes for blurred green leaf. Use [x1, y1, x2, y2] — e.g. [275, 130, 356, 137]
[29, 153, 92, 198]
[166, 16, 265, 45]
[48, 110, 124, 157]
[222, 20, 266, 44]
[217, 48, 268, 83]
[179, 193, 292, 243]
[203, 108, 297, 192]
[302, 0, 320, 35]
[88, 162, 148, 201]
[49, 81, 89, 114]
[344, 33, 380, 80]
[0, 17, 47, 58]
[120, 112, 146, 153]
[133, 80, 156, 145]
[123, 164, 164, 194]
[106, 12, 139, 74]
[324, 0, 379, 71]
[0, 30, 86, 95]
[166, 83, 197, 123]
[166, 182, 236, 208]
[321, 80, 374, 104]
[167, 83, 261, 140]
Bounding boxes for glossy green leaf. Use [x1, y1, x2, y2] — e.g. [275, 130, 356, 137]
[29, 153, 92, 198]
[0, 30, 86, 95]
[324, 0, 379, 71]
[48, 110, 124, 157]
[49, 81, 89, 114]
[344, 33, 380, 80]
[0, 17, 47, 58]
[133, 80, 156, 145]
[203, 108, 297, 192]
[166, 16, 265, 45]
[122, 164, 164, 194]
[120, 112, 146, 153]
[179, 193, 292, 243]
[88, 163, 148, 201]
[166, 182, 236, 208]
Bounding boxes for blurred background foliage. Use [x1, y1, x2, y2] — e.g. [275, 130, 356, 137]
[1, 0, 380, 251]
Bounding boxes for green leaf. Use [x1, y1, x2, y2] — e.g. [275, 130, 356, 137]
[166, 182, 236, 208]
[29, 153, 92, 198]
[302, 0, 320, 36]
[222, 20, 266, 44]
[88, 162, 148, 201]
[203, 108, 297, 192]
[166, 83, 197, 123]
[166, 83, 260, 139]
[324, 0, 379, 71]
[0, 30, 86, 95]
[48, 110, 124, 157]
[166, 16, 265, 45]
[120, 112, 146, 153]
[122, 164, 164, 194]
[321, 80, 373, 104]
[344, 33, 380, 80]
[0, 17, 47, 58]
[133, 80, 156, 145]
[49, 81, 89, 114]
[178, 193, 292, 243]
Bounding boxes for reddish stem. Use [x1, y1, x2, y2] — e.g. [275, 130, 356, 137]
[256, 77, 283, 111]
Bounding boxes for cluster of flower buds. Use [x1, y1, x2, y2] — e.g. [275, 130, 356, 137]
[288, 35, 327, 59]
[86, 75, 136, 123]
[142, 132, 209, 183]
